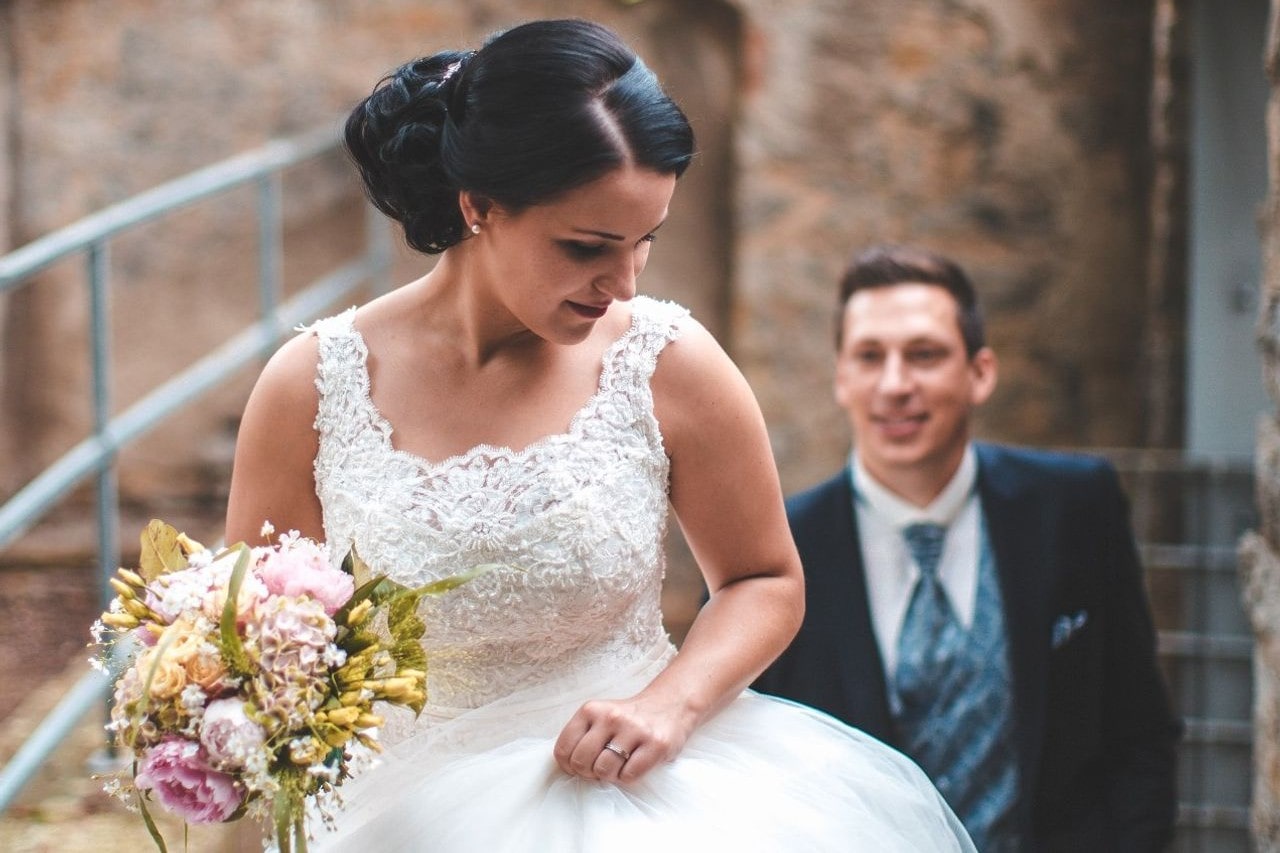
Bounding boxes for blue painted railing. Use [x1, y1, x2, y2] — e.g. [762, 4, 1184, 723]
[0, 125, 392, 813]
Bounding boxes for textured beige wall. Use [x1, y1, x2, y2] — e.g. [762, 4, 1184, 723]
[1, 1, 472, 501]
[0, 0, 1157, 528]
[0, 4, 16, 495]
[0, 3, 10, 256]
[730, 0, 1155, 492]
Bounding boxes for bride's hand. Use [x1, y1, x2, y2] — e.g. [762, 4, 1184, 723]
[552, 695, 697, 784]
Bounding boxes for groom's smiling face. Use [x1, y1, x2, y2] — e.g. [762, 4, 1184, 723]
[833, 282, 997, 502]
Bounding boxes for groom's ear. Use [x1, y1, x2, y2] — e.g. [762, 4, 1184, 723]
[968, 347, 998, 406]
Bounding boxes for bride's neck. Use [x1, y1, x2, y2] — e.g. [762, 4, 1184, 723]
[406, 254, 542, 368]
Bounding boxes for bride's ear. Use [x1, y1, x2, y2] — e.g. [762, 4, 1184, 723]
[459, 191, 496, 231]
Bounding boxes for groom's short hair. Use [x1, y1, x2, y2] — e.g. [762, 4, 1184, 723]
[836, 245, 986, 357]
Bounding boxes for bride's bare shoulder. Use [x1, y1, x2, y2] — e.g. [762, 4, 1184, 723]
[253, 326, 324, 412]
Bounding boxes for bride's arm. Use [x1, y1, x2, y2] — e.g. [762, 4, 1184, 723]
[224, 332, 324, 545]
[553, 316, 804, 784]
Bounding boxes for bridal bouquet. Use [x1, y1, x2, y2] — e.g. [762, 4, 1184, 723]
[90, 520, 485, 852]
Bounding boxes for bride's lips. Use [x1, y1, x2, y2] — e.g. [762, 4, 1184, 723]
[568, 301, 610, 319]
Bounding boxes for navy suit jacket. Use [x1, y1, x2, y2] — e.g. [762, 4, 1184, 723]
[754, 443, 1180, 852]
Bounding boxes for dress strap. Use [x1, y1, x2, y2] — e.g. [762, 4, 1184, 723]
[306, 307, 373, 483]
[308, 307, 362, 419]
[601, 296, 689, 391]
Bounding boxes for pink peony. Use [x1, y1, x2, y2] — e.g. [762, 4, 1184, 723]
[135, 737, 243, 824]
[254, 533, 353, 615]
[200, 697, 267, 770]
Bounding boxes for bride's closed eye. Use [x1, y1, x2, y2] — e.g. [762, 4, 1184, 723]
[559, 233, 658, 262]
[560, 241, 608, 260]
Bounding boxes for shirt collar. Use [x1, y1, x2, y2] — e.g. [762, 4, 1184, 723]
[849, 445, 977, 529]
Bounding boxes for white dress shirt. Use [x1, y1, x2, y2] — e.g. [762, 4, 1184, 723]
[850, 446, 983, 679]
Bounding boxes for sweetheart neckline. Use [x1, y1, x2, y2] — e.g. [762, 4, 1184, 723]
[339, 306, 644, 473]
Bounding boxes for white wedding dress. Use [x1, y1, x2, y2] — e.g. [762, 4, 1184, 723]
[307, 296, 974, 852]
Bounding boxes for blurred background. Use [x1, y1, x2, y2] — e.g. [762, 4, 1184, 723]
[0, 0, 1270, 849]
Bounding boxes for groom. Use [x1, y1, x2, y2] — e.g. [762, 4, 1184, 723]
[755, 246, 1180, 851]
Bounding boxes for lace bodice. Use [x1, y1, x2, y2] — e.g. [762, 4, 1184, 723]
[310, 297, 687, 710]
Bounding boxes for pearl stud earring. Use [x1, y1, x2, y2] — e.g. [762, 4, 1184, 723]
[470, 223, 481, 235]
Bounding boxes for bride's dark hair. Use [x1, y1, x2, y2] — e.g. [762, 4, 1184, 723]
[344, 18, 696, 254]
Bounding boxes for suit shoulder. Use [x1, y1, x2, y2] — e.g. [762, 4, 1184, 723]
[785, 471, 848, 515]
[977, 442, 1119, 496]
[784, 471, 852, 538]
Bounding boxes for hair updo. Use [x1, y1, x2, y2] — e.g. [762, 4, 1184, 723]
[344, 19, 696, 255]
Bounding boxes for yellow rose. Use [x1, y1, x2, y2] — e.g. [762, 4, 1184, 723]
[150, 659, 188, 700]
[157, 617, 204, 656]
[139, 648, 188, 700]
[166, 631, 203, 665]
[183, 647, 227, 692]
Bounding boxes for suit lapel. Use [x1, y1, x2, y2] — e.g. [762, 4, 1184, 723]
[976, 444, 1057, 817]
[810, 471, 898, 741]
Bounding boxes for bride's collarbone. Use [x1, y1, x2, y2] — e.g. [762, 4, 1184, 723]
[367, 353, 607, 464]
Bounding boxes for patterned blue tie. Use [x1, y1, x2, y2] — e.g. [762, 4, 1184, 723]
[894, 522, 960, 719]
[894, 522, 1021, 850]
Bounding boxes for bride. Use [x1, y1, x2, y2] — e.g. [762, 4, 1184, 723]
[224, 18, 973, 851]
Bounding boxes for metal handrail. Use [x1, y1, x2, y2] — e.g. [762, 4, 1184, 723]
[0, 126, 340, 292]
[0, 256, 375, 552]
[0, 125, 391, 815]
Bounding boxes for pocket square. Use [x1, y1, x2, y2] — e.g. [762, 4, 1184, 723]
[1051, 610, 1088, 649]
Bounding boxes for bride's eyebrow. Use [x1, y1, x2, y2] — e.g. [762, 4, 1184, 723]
[569, 219, 668, 241]
[570, 228, 625, 241]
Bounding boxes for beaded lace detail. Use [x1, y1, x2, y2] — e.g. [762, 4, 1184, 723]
[311, 297, 688, 710]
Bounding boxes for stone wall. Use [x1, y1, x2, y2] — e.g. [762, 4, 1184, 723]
[1, 2, 17, 486]
[1, 1, 465, 505]
[0, 0, 1158, 537]
[732, 0, 1156, 491]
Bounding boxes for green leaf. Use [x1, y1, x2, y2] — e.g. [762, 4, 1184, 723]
[137, 520, 189, 581]
[339, 628, 379, 656]
[135, 778, 170, 853]
[387, 595, 423, 635]
[414, 563, 506, 597]
[218, 546, 254, 677]
[391, 639, 427, 674]
[332, 576, 403, 626]
[336, 558, 503, 620]
[341, 546, 375, 586]
[274, 789, 294, 853]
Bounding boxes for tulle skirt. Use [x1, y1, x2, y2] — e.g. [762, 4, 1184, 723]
[311, 641, 974, 852]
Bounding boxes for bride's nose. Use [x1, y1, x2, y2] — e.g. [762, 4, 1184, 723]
[597, 255, 639, 302]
